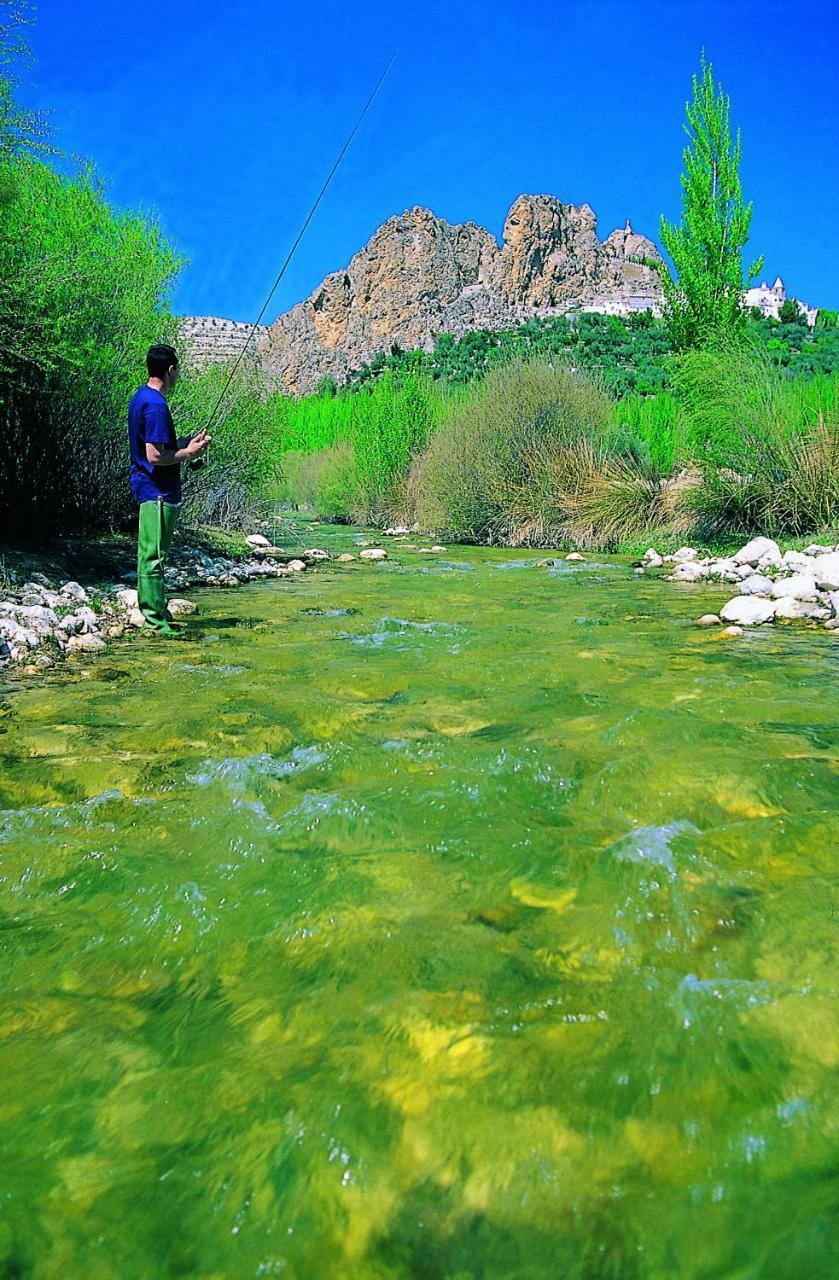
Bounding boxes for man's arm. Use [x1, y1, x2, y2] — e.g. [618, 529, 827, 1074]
[146, 430, 211, 466]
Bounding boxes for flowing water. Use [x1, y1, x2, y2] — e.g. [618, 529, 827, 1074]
[1, 528, 837, 1278]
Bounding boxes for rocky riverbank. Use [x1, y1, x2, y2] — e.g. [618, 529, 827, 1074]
[637, 536, 839, 634]
[0, 535, 389, 674]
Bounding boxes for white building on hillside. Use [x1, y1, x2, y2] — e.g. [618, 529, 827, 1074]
[743, 276, 818, 326]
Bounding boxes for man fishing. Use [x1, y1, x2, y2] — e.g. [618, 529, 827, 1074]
[128, 344, 211, 635]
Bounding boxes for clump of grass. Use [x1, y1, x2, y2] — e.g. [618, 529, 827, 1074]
[411, 360, 613, 543]
[675, 346, 839, 537]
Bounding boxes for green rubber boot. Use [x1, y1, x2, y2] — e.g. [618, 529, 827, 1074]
[137, 500, 181, 636]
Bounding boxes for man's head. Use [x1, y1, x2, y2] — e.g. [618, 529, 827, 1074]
[146, 344, 179, 390]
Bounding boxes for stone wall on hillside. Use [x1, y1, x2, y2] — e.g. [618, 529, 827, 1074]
[179, 316, 269, 370]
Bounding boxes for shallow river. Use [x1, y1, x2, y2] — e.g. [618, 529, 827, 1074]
[1, 527, 837, 1278]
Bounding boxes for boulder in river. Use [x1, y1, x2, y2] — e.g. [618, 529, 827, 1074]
[360, 548, 387, 561]
[773, 598, 827, 621]
[719, 596, 777, 626]
[66, 633, 106, 654]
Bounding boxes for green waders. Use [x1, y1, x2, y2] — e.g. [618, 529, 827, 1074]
[137, 500, 181, 635]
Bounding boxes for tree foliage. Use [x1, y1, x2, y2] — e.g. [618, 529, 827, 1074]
[0, 15, 182, 537]
[658, 56, 762, 350]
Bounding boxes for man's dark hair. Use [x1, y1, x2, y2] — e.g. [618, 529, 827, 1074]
[146, 344, 179, 379]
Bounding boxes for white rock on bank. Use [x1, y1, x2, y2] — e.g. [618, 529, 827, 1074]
[719, 596, 777, 626]
[811, 552, 839, 590]
[770, 574, 819, 601]
[303, 549, 330, 561]
[665, 546, 699, 564]
[641, 548, 664, 568]
[828, 591, 839, 619]
[668, 561, 708, 581]
[337, 553, 357, 563]
[115, 587, 139, 609]
[782, 550, 817, 571]
[61, 581, 89, 603]
[287, 559, 306, 572]
[803, 543, 834, 557]
[706, 558, 739, 578]
[246, 534, 271, 547]
[360, 548, 387, 561]
[739, 574, 774, 597]
[76, 606, 100, 633]
[733, 537, 782, 567]
[772, 598, 827, 621]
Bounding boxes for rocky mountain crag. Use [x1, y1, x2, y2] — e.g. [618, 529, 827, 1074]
[185, 195, 663, 394]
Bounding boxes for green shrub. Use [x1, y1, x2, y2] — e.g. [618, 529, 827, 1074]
[411, 360, 614, 543]
[675, 347, 839, 537]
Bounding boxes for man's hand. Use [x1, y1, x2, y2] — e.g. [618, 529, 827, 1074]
[185, 430, 212, 458]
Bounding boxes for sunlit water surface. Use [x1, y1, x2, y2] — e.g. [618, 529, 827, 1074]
[1, 528, 837, 1278]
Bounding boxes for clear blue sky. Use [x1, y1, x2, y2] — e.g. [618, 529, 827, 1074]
[19, 0, 839, 321]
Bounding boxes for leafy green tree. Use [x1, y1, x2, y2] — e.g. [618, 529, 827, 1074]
[657, 56, 762, 350]
[0, 12, 182, 536]
[778, 298, 801, 324]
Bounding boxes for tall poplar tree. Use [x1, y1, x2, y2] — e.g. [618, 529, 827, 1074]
[658, 56, 762, 350]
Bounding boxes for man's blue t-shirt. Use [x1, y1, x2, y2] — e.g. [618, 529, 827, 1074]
[128, 385, 182, 503]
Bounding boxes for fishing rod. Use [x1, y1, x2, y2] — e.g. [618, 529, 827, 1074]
[199, 51, 397, 442]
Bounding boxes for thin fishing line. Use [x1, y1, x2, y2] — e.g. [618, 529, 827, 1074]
[201, 51, 397, 436]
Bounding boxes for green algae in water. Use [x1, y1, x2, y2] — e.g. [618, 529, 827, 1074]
[0, 531, 837, 1278]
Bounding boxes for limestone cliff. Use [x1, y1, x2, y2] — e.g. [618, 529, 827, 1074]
[185, 195, 663, 394]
